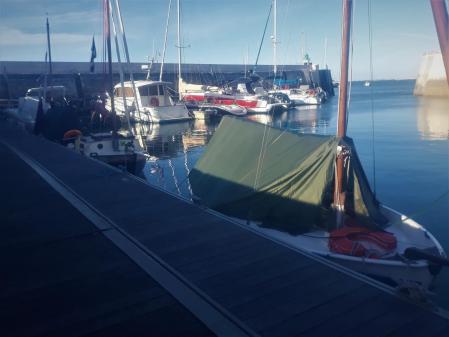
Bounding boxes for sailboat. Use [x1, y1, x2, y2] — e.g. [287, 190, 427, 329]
[68, 0, 145, 173]
[188, 0, 447, 292]
[269, 0, 326, 106]
[105, 0, 191, 124]
[5, 17, 67, 130]
[177, 0, 286, 116]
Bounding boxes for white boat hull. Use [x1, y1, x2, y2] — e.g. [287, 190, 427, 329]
[69, 132, 146, 173]
[243, 205, 445, 290]
[116, 103, 192, 123]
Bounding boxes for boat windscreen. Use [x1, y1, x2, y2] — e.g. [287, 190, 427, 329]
[139, 85, 158, 97]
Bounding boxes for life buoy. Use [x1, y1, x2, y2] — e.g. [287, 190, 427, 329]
[328, 226, 397, 258]
[150, 97, 159, 107]
[63, 129, 82, 140]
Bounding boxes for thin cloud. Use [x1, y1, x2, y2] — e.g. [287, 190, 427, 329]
[0, 26, 91, 47]
[391, 33, 437, 41]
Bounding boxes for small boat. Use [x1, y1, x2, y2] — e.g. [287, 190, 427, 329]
[188, 0, 448, 293]
[275, 87, 326, 106]
[181, 79, 287, 115]
[189, 117, 447, 292]
[64, 129, 146, 173]
[66, 1, 145, 174]
[5, 86, 66, 130]
[364, 81, 371, 87]
[107, 80, 192, 123]
[195, 104, 247, 118]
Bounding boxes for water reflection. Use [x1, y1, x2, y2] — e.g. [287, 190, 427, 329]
[416, 97, 449, 140]
[245, 105, 334, 135]
[136, 106, 334, 198]
[131, 119, 219, 159]
[283, 105, 334, 134]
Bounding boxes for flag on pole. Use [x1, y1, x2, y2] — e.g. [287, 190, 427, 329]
[90, 36, 97, 72]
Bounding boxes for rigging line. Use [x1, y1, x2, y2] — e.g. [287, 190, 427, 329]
[254, 3, 273, 73]
[346, 0, 355, 128]
[368, 0, 377, 195]
[254, 119, 270, 190]
[389, 190, 449, 228]
[258, 112, 275, 180]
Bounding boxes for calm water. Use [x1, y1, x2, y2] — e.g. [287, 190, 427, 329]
[138, 80, 449, 307]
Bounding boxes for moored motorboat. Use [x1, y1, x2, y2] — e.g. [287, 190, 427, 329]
[275, 87, 326, 106]
[5, 86, 66, 130]
[107, 80, 192, 123]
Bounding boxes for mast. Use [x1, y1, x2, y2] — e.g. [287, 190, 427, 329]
[430, 0, 449, 87]
[46, 16, 52, 76]
[334, 0, 352, 226]
[105, 0, 118, 149]
[160, 0, 172, 82]
[177, 0, 182, 93]
[109, 0, 131, 132]
[323, 36, 328, 69]
[114, 0, 143, 122]
[272, 0, 277, 75]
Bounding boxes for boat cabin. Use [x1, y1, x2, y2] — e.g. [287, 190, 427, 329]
[113, 81, 173, 108]
[26, 86, 66, 100]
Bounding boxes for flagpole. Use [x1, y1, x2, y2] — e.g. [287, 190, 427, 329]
[90, 36, 97, 73]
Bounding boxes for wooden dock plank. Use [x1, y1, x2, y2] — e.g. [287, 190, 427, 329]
[1, 123, 448, 337]
[0, 141, 216, 337]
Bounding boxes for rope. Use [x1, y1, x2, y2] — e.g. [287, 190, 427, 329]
[368, 0, 377, 195]
[389, 190, 449, 228]
[253, 3, 273, 73]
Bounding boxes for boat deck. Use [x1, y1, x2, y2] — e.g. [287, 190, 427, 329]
[0, 121, 448, 337]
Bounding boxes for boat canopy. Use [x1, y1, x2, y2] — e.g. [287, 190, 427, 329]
[189, 117, 387, 234]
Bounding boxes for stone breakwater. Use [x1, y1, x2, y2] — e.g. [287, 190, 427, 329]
[414, 52, 449, 97]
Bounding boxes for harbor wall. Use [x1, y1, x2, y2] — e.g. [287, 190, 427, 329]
[0, 61, 334, 99]
[414, 52, 449, 97]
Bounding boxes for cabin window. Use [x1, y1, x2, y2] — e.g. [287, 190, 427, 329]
[139, 85, 158, 97]
[158, 85, 165, 95]
[114, 87, 134, 97]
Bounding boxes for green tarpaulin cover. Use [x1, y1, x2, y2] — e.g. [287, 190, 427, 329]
[189, 117, 387, 234]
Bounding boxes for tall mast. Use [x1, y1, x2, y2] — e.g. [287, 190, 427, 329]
[160, 0, 172, 82]
[105, 0, 118, 149]
[114, 0, 143, 121]
[177, 0, 182, 93]
[272, 0, 277, 75]
[334, 0, 352, 225]
[323, 36, 328, 69]
[46, 16, 52, 76]
[109, 0, 131, 132]
[430, 0, 449, 87]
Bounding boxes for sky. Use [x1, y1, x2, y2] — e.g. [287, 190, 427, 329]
[0, 0, 444, 80]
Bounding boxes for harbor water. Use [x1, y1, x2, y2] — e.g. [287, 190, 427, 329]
[139, 80, 449, 308]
